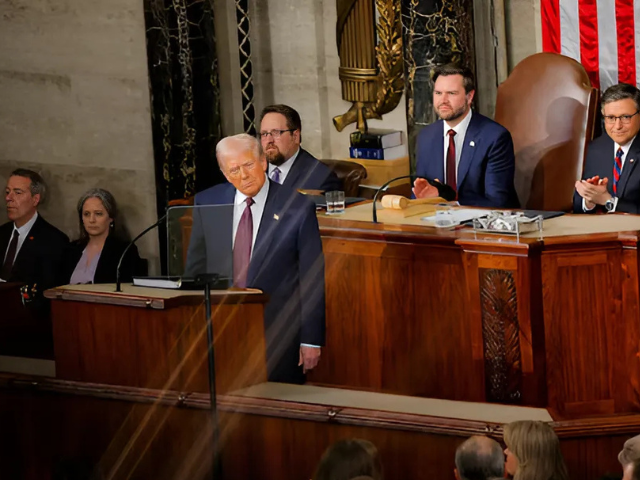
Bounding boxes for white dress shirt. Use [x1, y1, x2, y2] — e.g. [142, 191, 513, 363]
[583, 135, 637, 212]
[3, 211, 38, 265]
[232, 179, 269, 256]
[268, 148, 300, 184]
[443, 110, 473, 179]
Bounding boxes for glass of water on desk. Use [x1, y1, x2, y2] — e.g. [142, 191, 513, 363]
[325, 191, 345, 214]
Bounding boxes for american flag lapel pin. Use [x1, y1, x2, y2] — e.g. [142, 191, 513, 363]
[631, 158, 635, 163]
[273, 214, 279, 220]
[469, 141, 475, 147]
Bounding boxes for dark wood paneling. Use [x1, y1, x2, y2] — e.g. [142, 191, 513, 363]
[51, 299, 267, 395]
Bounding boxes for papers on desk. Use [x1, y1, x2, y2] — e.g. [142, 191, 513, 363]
[421, 209, 494, 227]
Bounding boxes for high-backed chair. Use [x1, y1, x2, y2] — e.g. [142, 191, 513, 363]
[319, 159, 367, 197]
[495, 53, 598, 211]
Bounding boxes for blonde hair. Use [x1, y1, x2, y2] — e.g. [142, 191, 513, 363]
[215, 133, 262, 168]
[503, 421, 569, 480]
[313, 439, 383, 480]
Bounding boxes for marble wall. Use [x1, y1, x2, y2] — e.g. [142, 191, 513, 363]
[217, 0, 408, 161]
[0, 0, 159, 271]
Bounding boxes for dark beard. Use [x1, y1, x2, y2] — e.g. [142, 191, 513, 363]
[437, 104, 467, 122]
[266, 149, 286, 166]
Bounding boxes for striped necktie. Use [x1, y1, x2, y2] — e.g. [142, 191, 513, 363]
[613, 147, 623, 195]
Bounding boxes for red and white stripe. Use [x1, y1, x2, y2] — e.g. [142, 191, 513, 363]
[541, 0, 640, 91]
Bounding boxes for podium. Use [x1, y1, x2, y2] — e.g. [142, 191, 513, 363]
[45, 284, 268, 394]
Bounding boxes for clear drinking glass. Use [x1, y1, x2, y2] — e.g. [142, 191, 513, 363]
[325, 191, 345, 214]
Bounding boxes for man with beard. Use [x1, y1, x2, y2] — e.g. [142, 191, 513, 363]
[414, 64, 519, 208]
[259, 104, 341, 192]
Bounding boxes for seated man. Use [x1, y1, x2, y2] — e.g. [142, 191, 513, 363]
[414, 63, 519, 208]
[1, 169, 69, 296]
[185, 134, 325, 384]
[574, 83, 640, 213]
[454, 436, 505, 480]
[259, 104, 342, 192]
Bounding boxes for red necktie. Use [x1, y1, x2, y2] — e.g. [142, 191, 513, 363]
[0, 229, 19, 280]
[613, 147, 623, 195]
[233, 197, 254, 288]
[446, 129, 457, 193]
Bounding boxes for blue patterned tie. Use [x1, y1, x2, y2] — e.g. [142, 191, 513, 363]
[271, 167, 281, 184]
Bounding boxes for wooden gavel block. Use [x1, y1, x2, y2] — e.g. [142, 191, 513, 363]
[381, 195, 446, 210]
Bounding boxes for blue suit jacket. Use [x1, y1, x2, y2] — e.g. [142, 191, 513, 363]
[573, 133, 640, 214]
[185, 180, 326, 383]
[415, 112, 519, 208]
[282, 148, 342, 192]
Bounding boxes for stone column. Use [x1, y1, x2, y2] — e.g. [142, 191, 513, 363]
[401, 0, 476, 166]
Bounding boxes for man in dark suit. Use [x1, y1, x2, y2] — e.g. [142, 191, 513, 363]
[574, 83, 640, 214]
[185, 134, 325, 384]
[259, 104, 342, 192]
[414, 64, 519, 208]
[1, 169, 69, 297]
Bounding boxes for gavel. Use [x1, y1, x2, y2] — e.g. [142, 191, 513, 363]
[381, 195, 443, 210]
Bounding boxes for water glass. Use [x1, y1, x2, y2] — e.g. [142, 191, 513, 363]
[325, 191, 345, 214]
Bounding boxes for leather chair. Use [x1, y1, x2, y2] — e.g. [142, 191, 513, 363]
[495, 52, 598, 211]
[319, 159, 367, 197]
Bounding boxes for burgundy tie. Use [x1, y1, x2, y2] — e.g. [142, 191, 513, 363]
[1, 229, 19, 280]
[233, 197, 254, 288]
[446, 129, 457, 193]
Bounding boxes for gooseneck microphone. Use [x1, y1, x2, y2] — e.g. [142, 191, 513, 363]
[371, 175, 456, 223]
[115, 212, 168, 292]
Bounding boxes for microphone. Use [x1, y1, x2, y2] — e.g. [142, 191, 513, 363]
[115, 212, 168, 292]
[372, 175, 456, 223]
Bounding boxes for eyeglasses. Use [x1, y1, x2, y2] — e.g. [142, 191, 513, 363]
[259, 129, 295, 139]
[603, 111, 640, 125]
[227, 161, 257, 177]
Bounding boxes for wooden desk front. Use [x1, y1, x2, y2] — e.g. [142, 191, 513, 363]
[45, 284, 268, 395]
[310, 210, 640, 417]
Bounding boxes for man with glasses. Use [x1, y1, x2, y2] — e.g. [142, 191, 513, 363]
[574, 83, 640, 213]
[259, 104, 341, 192]
[185, 134, 325, 384]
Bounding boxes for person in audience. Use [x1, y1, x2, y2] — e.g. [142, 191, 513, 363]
[259, 104, 341, 192]
[620, 434, 640, 479]
[574, 83, 640, 213]
[313, 439, 383, 480]
[1, 169, 68, 295]
[184, 134, 325, 384]
[454, 436, 504, 480]
[62, 188, 142, 284]
[414, 63, 519, 208]
[503, 420, 569, 480]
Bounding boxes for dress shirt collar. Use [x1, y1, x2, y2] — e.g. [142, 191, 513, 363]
[13, 211, 38, 237]
[616, 135, 637, 156]
[443, 109, 473, 138]
[234, 176, 270, 207]
[268, 148, 300, 181]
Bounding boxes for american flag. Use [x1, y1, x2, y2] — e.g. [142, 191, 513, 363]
[541, 1, 640, 91]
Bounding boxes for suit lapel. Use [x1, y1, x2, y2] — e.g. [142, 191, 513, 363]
[456, 114, 480, 189]
[0, 225, 11, 262]
[12, 216, 42, 273]
[616, 136, 640, 198]
[432, 121, 445, 181]
[282, 151, 303, 189]
[247, 181, 281, 285]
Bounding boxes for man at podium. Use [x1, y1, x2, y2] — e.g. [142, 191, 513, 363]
[185, 134, 326, 384]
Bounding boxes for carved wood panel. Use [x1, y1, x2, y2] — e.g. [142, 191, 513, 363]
[480, 268, 523, 404]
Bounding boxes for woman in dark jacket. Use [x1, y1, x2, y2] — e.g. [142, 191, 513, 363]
[63, 188, 142, 284]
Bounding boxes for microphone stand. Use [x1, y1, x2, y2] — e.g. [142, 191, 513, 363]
[115, 213, 167, 292]
[372, 175, 456, 223]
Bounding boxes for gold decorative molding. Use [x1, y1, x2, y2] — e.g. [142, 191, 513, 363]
[333, 0, 405, 133]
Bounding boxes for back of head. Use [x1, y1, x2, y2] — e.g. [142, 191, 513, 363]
[504, 421, 569, 480]
[455, 436, 505, 480]
[313, 439, 383, 480]
[620, 434, 640, 468]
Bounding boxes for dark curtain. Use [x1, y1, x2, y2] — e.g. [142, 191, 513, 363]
[401, 0, 475, 168]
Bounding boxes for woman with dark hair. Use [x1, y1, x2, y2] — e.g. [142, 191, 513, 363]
[63, 188, 142, 284]
[313, 439, 383, 480]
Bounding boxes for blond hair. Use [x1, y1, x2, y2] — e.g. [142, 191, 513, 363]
[215, 133, 262, 168]
[503, 421, 569, 480]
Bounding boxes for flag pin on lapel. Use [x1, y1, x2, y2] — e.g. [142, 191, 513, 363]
[274, 214, 279, 220]
[631, 158, 635, 163]
[470, 141, 475, 147]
